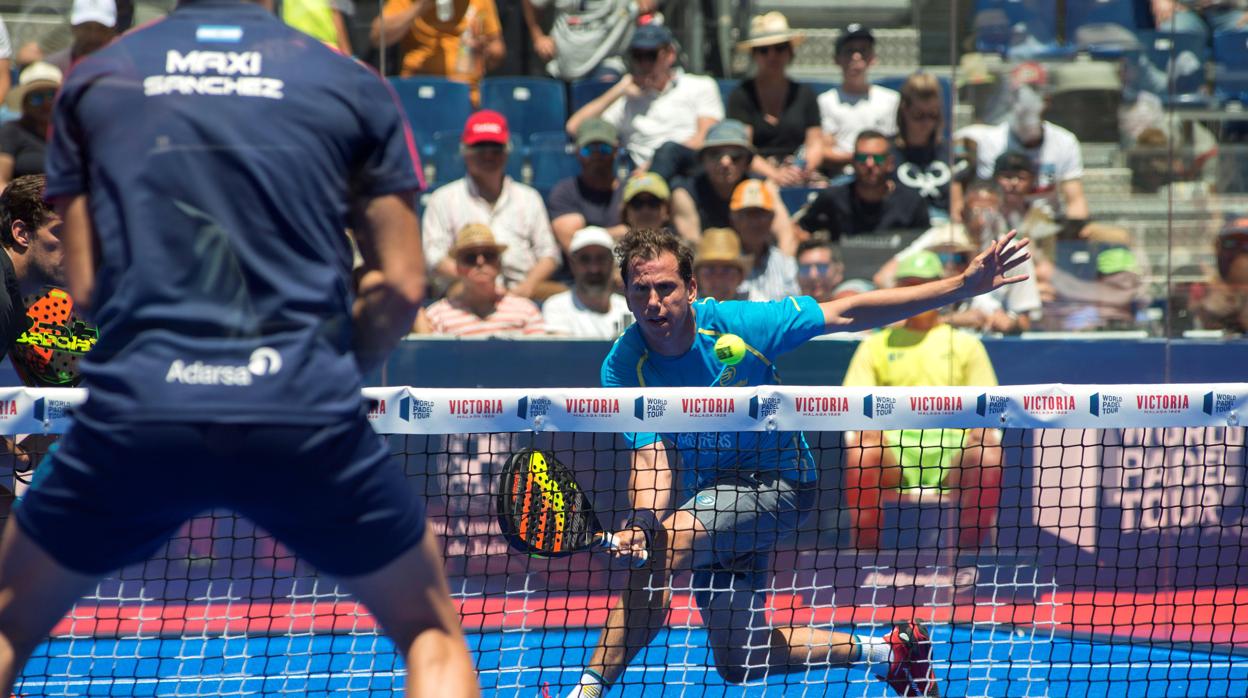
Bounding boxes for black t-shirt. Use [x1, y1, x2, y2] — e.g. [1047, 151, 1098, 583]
[799, 183, 930, 241]
[726, 79, 821, 160]
[546, 175, 623, 227]
[0, 120, 47, 180]
[682, 173, 733, 230]
[0, 251, 22, 363]
[893, 139, 953, 214]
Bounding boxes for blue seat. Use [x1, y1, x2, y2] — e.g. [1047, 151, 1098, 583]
[1066, 0, 1140, 52]
[1140, 31, 1210, 106]
[480, 77, 568, 146]
[971, 0, 1058, 55]
[716, 78, 740, 107]
[388, 77, 473, 159]
[1214, 29, 1248, 105]
[529, 131, 579, 194]
[570, 79, 616, 113]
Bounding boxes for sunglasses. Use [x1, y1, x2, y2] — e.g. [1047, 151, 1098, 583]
[457, 250, 501, 266]
[706, 149, 751, 164]
[26, 90, 55, 106]
[936, 251, 970, 266]
[630, 49, 659, 63]
[853, 153, 888, 165]
[799, 263, 831, 276]
[1219, 232, 1248, 252]
[580, 143, 615, 158]
[752, 42, 791, 56]
[628, 195, 664, 209]
[468, 143, 506, 155]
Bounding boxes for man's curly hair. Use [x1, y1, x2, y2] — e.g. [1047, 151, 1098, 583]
[615, 227, 693, 286]
[0, 175, 51, 249]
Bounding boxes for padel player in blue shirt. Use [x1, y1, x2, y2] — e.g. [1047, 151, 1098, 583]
[569, 227, 1030, 698]
[0, 1, 479, 696]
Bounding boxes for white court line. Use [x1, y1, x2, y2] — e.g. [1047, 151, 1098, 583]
[17, 661, 1246, 689]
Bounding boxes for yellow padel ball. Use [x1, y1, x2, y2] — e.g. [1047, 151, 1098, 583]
[713, 334, 746, 366]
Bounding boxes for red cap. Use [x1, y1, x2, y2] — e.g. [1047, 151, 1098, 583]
[462, 109, 510, 146]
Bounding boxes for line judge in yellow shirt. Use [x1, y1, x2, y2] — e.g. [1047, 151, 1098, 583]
[842, 250, 1004, 551]
[371, 0, 505, 106]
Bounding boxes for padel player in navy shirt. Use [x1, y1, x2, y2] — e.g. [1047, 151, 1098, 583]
[0, 1, 479, 696]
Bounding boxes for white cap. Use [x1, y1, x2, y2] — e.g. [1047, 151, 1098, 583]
[569, 226, 614, 255]
[71, 0, 117, 27]
[920, 222, 975, 251]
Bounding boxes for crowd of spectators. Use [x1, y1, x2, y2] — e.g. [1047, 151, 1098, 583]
[0, 0, 1243, 338]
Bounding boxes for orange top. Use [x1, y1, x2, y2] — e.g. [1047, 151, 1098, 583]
[382, 0, 501, 105]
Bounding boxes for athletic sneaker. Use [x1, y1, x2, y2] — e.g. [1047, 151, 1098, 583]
[881, 620, 939, 696]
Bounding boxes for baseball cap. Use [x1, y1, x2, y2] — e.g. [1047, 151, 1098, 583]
[575, 118, 618, 149]
[895, 250, 945, 281]
[1096, 247, 1136, 276]
[569, 226, 615, 255]
[694, 228, 747, 272]
[622, 172, 671, 204]
[919, 223, 975, 253]
[700, 120, 754, 154]
[630, 24, 673, 50]
[71, 0, 116, 27]
[729, 179, 776, 212]
[1010, 60, 1048, 89]
[835, 23, 874, 53]
[462, 110, 510, 146]
[994, 151, 1037, 176]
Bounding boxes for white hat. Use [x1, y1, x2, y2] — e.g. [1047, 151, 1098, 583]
[71, 0, 117, 27]
[736, 12, 805, 51]
[920, 223, 976, 252]
[6, 62, 62, 111]
[569, 226, 614, 255]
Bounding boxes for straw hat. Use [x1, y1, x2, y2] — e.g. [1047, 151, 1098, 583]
[450, 223, 507, 256]
[736, 12, 805, 51]
[694, 228, 747, 272]
[7, 62, 61, 111]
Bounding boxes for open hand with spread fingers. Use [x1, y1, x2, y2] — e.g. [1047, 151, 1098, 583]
[959, 230, 1031, 300]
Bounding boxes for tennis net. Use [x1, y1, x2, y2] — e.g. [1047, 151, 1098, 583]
[2, 384, 1246, 697]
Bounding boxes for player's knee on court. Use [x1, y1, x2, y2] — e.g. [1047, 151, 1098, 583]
[696, 568, 771, 684]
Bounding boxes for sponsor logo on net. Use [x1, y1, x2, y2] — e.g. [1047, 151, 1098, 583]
[367, 399, 387, 419]
[1089, 392, 1123, 417]
[1134, 392, 1190, 415]
[1021, 392, 1076, 415]
[398, 396, 434, 421]
[791, 394, 847, 417]
[33, 397, 71, 421]
[165, 347, 281, 386]
[563, 397, 620, 418]
[681, 396, 736, 417]
[447, 397, 505, 418]
[517, 396, 551, 420]
[1203, 391, 1235, 416]
[908, 394, 964, 416]
[749, 395, 781, 419]
[863, 394, 896, 419]
[634, 396, 668, 421]
[976, 393, 1008, 417]
[0, 399, 17, 420]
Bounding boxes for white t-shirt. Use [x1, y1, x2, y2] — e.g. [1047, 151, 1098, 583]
[601, 69, 724, 164]
[898, 227, 1042, 319]
[422, 176, 561, 289]
[959, 121, 1084, 192]
[817, 84, 900, 154]
[541, 290, 632, 339]
[0, 19, 11, 60]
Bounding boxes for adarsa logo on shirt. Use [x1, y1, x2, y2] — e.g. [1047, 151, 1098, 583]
[165, 347, 282, 386]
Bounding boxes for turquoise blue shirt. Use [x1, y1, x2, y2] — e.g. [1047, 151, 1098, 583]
[601, 296, 826, 495]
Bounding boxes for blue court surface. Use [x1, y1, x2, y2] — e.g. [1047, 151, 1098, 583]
[14, 624, 1248, 697]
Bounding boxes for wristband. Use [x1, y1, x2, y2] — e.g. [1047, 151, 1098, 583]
[623, 509, 661, 549]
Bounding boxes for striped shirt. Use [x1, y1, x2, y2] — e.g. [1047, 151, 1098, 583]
[424, 294, 546, 337]
[740, 245, 800, 301]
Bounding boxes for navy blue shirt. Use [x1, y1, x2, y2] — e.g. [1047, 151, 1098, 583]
[46, 0, 423, 424]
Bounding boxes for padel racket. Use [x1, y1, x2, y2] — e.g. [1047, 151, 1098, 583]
[496, 448, 648, 566]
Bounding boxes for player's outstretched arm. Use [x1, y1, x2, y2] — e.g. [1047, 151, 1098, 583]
[352, 192, 426, 372]
[820, 231, 1031, 334]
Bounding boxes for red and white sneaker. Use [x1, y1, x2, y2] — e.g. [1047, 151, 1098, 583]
[881, 620, 939, 696]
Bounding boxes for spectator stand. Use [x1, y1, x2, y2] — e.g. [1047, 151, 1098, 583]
[1214, 29, 1248, 107]
[970, 0, 1060, 58]
[1066, 0, 1141, 56]
[529, 131, 579, 199]
[480, 77, 569, 152]
[389, 76, 473, 164]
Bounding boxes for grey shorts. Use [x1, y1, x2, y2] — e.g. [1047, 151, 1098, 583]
[678, 471, 817, 597]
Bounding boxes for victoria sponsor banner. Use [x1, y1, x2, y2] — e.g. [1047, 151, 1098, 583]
[0, 385, 1244, 435]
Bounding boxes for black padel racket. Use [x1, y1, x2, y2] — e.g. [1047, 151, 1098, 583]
[496, 448, 648, 566]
